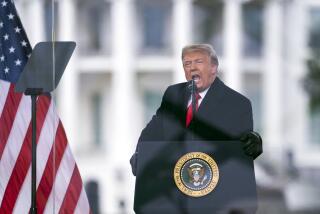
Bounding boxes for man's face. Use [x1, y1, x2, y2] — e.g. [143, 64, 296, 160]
[182, 51, 217, 92]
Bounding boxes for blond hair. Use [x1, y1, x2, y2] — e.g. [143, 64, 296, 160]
[182, 44, 219, 66]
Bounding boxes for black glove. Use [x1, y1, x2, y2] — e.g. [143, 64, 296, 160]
[240, 131, 263, 159]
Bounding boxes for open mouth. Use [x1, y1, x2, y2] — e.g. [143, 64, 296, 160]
[192, 74, 200, 83]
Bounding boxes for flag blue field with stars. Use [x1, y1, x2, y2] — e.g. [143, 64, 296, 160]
[0, 0, 31, 83]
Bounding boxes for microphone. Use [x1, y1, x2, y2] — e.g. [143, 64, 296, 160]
[187, 75, 196, 93]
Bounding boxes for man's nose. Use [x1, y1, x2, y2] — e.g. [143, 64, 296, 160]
[190, 62, 197, 70]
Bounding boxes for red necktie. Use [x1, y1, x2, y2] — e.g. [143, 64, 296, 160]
[186, 93, 201, 127]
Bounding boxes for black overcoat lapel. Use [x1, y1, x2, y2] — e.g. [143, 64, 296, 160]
[197, 77, 225, 119]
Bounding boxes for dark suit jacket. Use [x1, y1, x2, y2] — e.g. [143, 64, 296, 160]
[138, 77, 252, 141]
[131, 77, 253, 173]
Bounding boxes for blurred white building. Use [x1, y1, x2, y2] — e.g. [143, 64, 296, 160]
[16, 0, 320, 213]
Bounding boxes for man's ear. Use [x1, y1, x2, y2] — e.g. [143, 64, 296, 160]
[211, 64, 218, 75]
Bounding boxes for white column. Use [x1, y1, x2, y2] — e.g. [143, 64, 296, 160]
[223, 0, 242, 92]
[111, 0, 135, 163]
[262, 0, 284, 162]
[284, 1, 309, 161]
[173, 0, 192, 83]
[109, 0, 135, 213]
[22, 0, 45, 45]
[57, 0, 78, 148]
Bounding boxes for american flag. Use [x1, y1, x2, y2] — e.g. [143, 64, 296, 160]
[0, 1, 91, 213]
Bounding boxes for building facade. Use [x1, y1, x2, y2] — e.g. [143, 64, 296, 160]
[16, 0, 320, 213]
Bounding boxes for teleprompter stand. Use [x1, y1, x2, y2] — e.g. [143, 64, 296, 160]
[15, 42, 76, 214]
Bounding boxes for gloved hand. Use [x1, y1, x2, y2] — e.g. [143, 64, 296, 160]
[240, 131, 263, 159]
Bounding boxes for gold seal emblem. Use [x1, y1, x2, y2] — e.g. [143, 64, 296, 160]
[173, 152, 219, 197]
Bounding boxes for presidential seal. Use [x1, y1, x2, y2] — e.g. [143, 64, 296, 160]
[174, 152, 219, 197]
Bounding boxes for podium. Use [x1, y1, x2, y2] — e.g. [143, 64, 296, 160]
[134, 141, 257, 214]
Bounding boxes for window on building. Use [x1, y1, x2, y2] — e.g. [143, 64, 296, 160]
[79, 73, 110, 150]
[308, 8, 320, 49]
[310, 108, 320, 144]
[242, 73, 262, 133]
[136, 0, 172, 55]
[193, 0, 224, 55]
[44, 0, 59, 41]
[76, 0, 111, 55]
[307, 8, 320, 144]
[91, 93, 102, 146]
[242, 1, 264, 57]
[138, 72, 172, 123]
[144, 90, 163, 123]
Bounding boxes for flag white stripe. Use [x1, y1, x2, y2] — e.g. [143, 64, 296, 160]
[36, 101, 59, 186]
[0, 95, 31, 205]
[43, 145, 75, 214]
[12, 167, 31, 214]
[12, 100, 59, 213]
[74, 187, 91, 214]
[0, 80, 10, 117]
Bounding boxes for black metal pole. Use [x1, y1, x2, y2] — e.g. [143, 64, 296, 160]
[190, 78, 196, 144]
[30, 94, 37, 214]
[191, 78, 196, 118]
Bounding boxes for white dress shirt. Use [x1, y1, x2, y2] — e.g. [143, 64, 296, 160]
[187, 86, 210, 107]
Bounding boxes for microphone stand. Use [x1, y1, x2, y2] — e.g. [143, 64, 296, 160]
[191, 78, 196, 121]
[180, 77, 197, 214]
[188, 77, 197, 142]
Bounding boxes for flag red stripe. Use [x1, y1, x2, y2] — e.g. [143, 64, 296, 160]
[0, 85, 22, 160]
[0, 96, 50, 212]
[36, 120, 68, 213]
[58, 165, 83, 214]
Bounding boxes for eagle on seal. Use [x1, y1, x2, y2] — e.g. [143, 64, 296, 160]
[188, 163, 207, 187]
